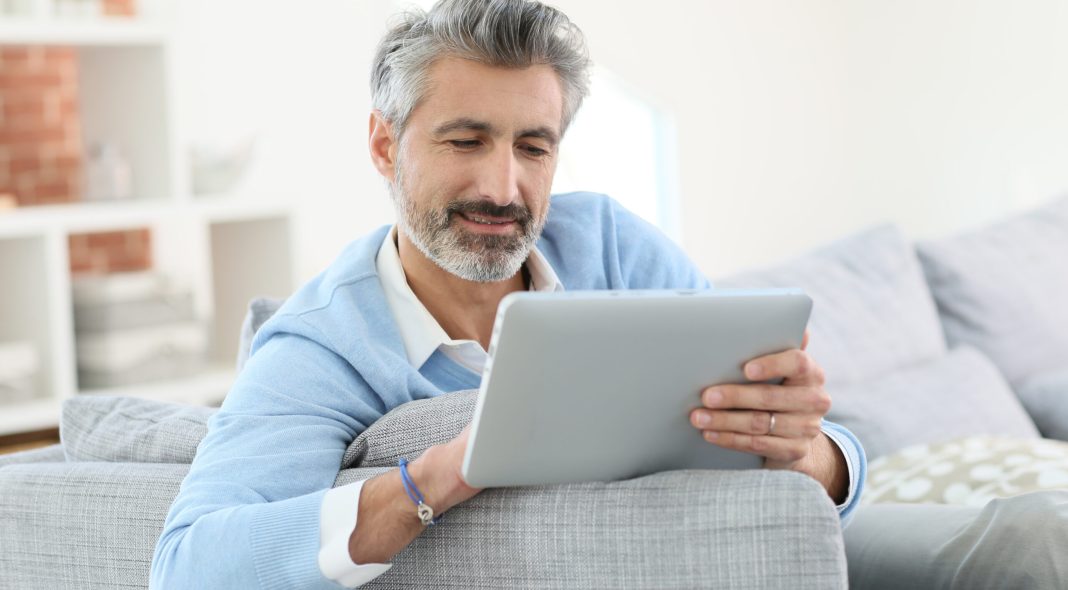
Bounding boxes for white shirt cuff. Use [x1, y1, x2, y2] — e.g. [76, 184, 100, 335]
[821, 428, 857, 510]
[319, 480, 392, 587]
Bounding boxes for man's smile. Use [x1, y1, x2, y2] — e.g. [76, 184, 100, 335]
[456, 211, 519, 233]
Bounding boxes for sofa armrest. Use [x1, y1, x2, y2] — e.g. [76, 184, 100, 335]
[1, 464, 845, 589]
[336, 468, 848, 589]
[0, 443, 66, 468]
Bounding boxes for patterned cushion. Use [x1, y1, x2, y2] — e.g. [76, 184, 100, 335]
[863, 436, 1068, 506]
[826, 346, 1039, 460]
[916, 194, 1068, 387]
[715, 224, 946, 387]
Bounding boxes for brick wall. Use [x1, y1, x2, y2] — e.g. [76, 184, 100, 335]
[102, 0, 137, 17]
[69, 228, 152, 275]
[0, 46, 83, 207]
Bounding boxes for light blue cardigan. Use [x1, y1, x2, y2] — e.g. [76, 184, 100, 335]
[151, 192, 866, 589]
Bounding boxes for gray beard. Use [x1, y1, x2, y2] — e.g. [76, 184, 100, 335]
[388, 175, 545, 283]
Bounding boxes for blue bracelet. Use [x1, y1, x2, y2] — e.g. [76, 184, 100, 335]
[398, 457, 440, 526]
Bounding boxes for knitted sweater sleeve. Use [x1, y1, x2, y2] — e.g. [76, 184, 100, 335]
[150, 322, 386, 590]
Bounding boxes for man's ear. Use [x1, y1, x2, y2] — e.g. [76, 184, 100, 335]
[368, 110, 398, 182]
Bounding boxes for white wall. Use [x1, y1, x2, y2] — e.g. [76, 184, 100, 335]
[179, 0, 1068, 283]
[551, 0, 1068, 278]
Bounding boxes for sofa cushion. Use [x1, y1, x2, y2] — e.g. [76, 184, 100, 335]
[1015, 368, 1068, 441]
[825, 346, 1039, 460]
[915, 194, 1068, 387]
[61, 395, 216, 463]
[59, 389, 480, 467]
[0, 463, 846, 590]
[862, 436, 1068, 506]
[715, 224, 947, 387]
[341, 389, 477, 469]
[236, 296, 285, 373]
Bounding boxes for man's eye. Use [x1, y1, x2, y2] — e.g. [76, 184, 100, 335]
[448, 140, 480, 149]
[521, 145, 549, 157]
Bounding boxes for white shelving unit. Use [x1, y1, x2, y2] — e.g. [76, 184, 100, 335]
[0, 2, 296, 436]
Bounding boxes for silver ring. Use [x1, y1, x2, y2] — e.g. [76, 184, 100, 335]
[767, 412, 776, 436]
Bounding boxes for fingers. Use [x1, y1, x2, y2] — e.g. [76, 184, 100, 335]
[701, 430, 810, 464]
[743, 348, 825, 386]
[801, 328, 810, 351]
[690, 408, 823, 439]
[701, 383, 831, 414]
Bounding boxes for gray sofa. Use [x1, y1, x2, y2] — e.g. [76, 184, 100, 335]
[2, 194, 1066, 589]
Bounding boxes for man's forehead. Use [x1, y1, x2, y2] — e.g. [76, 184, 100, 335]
[414, 57, 564, 136]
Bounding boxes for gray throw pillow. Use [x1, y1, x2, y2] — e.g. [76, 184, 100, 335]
[715, 224, 947, 387]
[827, 346, 1039, 460]
[915, 194, 1068, 387]
[59, 390, 479, 466]
[1015, 369, 1068, 441]
[61, 395, 216, 463]
[341, 390, 477, 469]
[235, 296, 286, 373]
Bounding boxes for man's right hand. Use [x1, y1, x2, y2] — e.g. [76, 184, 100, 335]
[348, 425, 483, 564]
[409, 425, 484, 513]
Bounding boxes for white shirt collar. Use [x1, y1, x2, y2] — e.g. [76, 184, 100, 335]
[376, 226, 564, 369]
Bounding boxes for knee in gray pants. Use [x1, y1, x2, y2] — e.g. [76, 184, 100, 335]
[845, 491, 1068, 589]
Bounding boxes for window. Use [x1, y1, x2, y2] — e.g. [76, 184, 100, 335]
[552, 67, 681, 241]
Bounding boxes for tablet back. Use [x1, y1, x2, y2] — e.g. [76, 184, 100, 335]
[461, 288, 812, 487]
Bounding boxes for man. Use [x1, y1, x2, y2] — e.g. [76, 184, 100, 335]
[150, 0, 865, 587]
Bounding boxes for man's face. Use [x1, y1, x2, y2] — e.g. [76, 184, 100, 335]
[387, 57, 564, 282]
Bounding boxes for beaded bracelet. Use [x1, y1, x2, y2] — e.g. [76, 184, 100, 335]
[398, 457, 440, 526]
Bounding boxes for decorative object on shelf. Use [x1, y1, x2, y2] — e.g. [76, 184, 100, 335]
[3, 0, 137, 21]
[0, 0, 49, 18]
[51, 0, 101, 19]
[189, 134, 257, 196]
[0, 341, 38, 404]
[72, 271, 207, 390]
[83, 142, 133, 202]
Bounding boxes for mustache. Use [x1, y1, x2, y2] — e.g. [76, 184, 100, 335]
[445, 200, 534, 224]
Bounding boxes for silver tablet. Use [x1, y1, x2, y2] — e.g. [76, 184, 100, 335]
[460, 288, 813, 488]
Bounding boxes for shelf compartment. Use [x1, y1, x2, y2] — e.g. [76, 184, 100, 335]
[0, 235, 57, 407]
[208, 215, 293, 368]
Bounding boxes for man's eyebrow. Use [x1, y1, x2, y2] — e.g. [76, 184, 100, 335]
[517, 126, 559, 147]
[432, 118, 560, 146]
[432, 117, 495, 136]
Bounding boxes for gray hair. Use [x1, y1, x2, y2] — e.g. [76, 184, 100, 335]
[371, 0, 591, 138]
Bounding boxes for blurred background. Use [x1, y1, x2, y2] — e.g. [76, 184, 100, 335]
[1, 0, 1066, 448]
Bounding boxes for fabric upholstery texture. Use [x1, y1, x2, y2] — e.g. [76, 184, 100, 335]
[863, 436, 1068, 505]
[1016, 369, 1068, 441]
[0, 443, 65, 467]
[342, 389, 478, 469]
[2, 391, 848, 590]
[915, 194, 1068, 387]
[0, 460, 846, 590]
[825, 346, 1039, 460]
[60, 395, 215, 463]
[714, 224, 947, 387]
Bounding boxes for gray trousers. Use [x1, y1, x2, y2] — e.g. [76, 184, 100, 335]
[846, 491, 1068, 589]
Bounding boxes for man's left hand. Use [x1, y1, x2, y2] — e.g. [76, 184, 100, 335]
[689, 329, 848, 503]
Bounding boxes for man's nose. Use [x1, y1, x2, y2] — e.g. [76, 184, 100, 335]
[477, 144, 521, 207]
